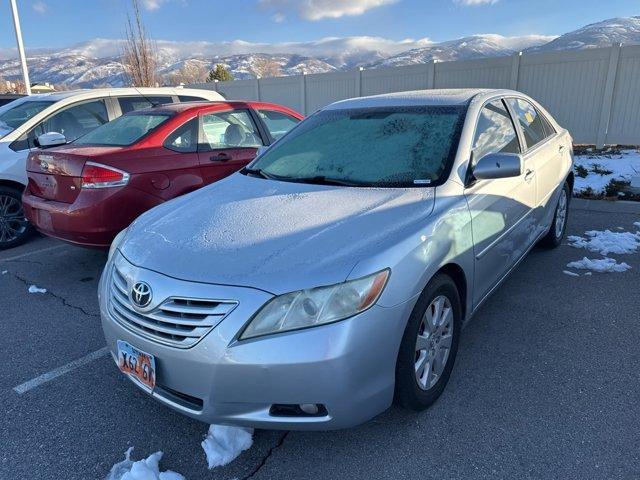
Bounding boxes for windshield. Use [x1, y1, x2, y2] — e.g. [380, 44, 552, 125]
[0, 99, 55, 137]
[248, 105, 466, 187]
[74, 113, 171, 146]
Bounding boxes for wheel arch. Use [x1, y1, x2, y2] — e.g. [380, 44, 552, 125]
[435, 263, 468, 320]
[0, 179, 26, 193]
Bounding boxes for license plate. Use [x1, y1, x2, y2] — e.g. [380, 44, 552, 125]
[117, 340, 156, 391]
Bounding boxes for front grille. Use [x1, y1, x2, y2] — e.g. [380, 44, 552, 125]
[108, 266, 237, 348]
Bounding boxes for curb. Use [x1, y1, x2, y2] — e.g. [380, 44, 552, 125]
[572, 198, 640, 214]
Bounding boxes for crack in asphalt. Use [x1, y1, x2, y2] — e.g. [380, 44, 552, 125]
[243, 431, 290, 480]
[6, 271, 100, 318]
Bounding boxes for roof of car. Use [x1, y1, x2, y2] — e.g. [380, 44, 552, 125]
[324, 88, 515, 110]
[14, 87, 223, 103]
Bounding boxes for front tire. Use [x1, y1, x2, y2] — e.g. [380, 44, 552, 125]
[395, 274, 462, 411]
[540, 181, 570, 249]
[0, 186, 32, 250]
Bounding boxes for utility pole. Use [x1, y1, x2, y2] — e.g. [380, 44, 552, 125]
[9, 0, 31, 95]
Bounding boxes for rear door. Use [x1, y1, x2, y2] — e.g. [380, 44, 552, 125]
[464, 99, 536, 305]
[506, 98, 563, 216]
[197, 108, 265, 184]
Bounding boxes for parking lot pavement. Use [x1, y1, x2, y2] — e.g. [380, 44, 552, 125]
[1, 200, 639, 480]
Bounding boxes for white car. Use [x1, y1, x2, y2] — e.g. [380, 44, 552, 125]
[0, 87, 224, 249]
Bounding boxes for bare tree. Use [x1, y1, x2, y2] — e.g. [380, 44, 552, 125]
[252, 56, 282, 79]
[164, 62, 208, 85]
[121, 0, 157, 87]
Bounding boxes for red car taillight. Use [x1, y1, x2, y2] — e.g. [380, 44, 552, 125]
[81, 162, 130, 189]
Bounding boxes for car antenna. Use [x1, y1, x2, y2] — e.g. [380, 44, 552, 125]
[131, 85, 165, 109]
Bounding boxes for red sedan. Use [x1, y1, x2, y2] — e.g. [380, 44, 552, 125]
[23, 101, 302, 247]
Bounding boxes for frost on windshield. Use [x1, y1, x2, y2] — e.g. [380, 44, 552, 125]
[254, 106, 464, 185]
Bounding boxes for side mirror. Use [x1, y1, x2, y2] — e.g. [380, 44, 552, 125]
[36, 132, 67, 148]
[473, 152, 523, 180]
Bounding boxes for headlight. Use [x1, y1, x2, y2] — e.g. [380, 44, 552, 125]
[240, 269, 389, 340]
[108, 227, 129, 262]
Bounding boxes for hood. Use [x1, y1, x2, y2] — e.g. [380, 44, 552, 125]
[121, 173, 435, 294]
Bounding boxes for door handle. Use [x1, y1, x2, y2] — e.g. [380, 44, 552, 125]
[558, 145, 565, 153]
[210, 152, 231, 162]
[524, 169, 535, 182]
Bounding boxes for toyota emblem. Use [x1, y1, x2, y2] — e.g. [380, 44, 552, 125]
[40, 160, 49, 171]
[131, 281, 152, 308]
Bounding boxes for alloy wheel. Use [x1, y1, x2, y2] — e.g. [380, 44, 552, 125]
[555, 189, 568, 238]
[414, 295, 454, 390]
[0, 194, 28, 245]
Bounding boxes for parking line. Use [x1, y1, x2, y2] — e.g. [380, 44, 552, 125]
[13, 347, 110, 395]
[0, 244, 68, 263]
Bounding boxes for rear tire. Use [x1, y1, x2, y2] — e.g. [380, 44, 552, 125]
[395, 273, 462, 411]
[540, 181, 570, 249]
[0, 186, 32, 250]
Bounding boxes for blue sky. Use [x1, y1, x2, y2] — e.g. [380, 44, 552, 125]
[0, 0, 638, 51]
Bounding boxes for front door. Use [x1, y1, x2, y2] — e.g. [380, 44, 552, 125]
[197, 109, 264, 184]
[464, 99, 537, 306]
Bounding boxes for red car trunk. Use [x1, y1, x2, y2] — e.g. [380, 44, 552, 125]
[26, 146, 123, 204]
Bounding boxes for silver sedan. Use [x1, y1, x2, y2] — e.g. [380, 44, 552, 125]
[100, 88, 573, 430]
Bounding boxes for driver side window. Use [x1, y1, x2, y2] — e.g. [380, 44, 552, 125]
[200, 110, 263, 151]
[472, 99, 520, 167]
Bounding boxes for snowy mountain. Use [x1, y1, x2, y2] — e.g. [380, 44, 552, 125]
[1, 16, 639, 88]
[366, 34, 553, 68]
[526, 16, 640, 52]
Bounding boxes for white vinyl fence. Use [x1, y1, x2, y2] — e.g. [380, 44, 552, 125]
[190, 44, 640, 147]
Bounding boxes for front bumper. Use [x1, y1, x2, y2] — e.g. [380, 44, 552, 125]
[99, 252, 415, 430]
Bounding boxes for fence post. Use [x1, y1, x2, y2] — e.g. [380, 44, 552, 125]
[301, 74, 307, 115]
[356, 67, 363, 97]
[510, 52, 521, 90]
[255, 79, 261, 101]
[427, 60, 436, 89]
[596, 43, 622, 148]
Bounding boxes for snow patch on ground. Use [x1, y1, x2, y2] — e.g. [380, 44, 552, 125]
[567, 230, 640, 255]
[566, 257, 632, 273]
[1, 270, 7, 274]
[573, 149, 640, 195]
[28, 284, 47, 294]
[106, 448, 185, 480]
[562, 270, 580, 277]
[201, 425, 253, 469]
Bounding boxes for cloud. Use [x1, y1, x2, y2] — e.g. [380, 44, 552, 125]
[454, 0, 498, 5]
[271, 12, 286, 22]
[141, 0, 163, 10]
[260, 0, 398, 21]
[32, 1, 48, 14]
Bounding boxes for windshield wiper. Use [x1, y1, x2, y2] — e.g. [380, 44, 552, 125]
[293, 176, 366, 187]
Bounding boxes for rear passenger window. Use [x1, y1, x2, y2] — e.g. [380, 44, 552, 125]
[178, 95, 207, 102]
[118, 96, 173, 113]
[257, 110, 300, 140]
[164, 118, 198, 153]
[472, 100, 520, 166]
[507, 98, 550, 149]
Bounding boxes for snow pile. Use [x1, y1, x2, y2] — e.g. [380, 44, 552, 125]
[28, 285, 47, 294]
[567, 229, 640, 255]
[106, 448, 184, 480]
[1, 270, 7, 275]
[566, 257, 631, 273]
[201, 425, 254, 469]
[573, 149, 640, 195]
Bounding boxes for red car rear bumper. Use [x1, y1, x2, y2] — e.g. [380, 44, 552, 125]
[23, 188, 161, 248]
